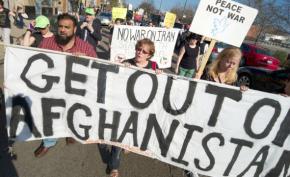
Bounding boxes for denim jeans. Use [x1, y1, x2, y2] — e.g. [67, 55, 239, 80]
[0, 28, 11, 44]
[98, 144, 122, 170]
[35, 0, 52, 16]
[43, 138, 57, 148]
[35, 0, 42, 16]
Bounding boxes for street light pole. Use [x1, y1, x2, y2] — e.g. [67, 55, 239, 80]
[181, 0, 188, 21]
[158, 0, 163, 13]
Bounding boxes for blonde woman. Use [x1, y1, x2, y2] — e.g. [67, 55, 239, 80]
[201, 47, 247, 90]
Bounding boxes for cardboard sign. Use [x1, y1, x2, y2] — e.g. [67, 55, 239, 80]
[164, 12, 176, 28]
[110, 25, 179, 68]
[112, 7, 127, 20]
[5, 46, 290, 177]
[189, 0, 258, 47]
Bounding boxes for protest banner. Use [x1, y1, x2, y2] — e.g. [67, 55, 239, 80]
[4, 46, 290, 177]
[164, 12, 176, 28]
[112, 7, 127, 20]
[189, 0, 258, 47]
[110, 25, 179, 68]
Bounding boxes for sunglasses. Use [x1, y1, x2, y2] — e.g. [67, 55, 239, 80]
[136, 48, 150, 55]
[35, 27, 46, 30]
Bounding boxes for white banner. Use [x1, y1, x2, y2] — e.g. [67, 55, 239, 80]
[4, 46, 290, 177]
[110, 25, 179, 68]
[190, 0, 258, 47]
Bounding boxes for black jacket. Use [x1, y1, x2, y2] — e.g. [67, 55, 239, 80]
[76, 18, 102, 51]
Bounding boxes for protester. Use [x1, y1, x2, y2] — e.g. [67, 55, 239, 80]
[122, 38, 159, 70]
[126, 20, 134, 26]
[99, 38, 160, 177]
[68, 0, 79, 15]
[148, 21, 154, 27]
[175, 33, 200, 78]
[108, 18, 122, 55]
[282, 80, 290, 96]
[109, 18, 122, 35]
[22, 15, 53, 47]
[77, 7, 102, 52]
[13, 4, 28, 29]
[0, 0, 15, 44]
[198, 36, 210, 64]
[200, 47, 248, 90]
[34, 13, 96, 158]
[35, 0, 52, 16]
[183, 47, 247, 177]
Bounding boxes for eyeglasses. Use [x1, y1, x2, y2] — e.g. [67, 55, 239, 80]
[136, 48, 150, 55]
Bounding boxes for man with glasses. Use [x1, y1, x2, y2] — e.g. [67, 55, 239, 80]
[77, 7, 102, 53]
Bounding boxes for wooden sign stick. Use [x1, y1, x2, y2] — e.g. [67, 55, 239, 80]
[196, 39, 217, 79]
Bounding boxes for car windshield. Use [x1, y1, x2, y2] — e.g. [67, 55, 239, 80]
[256, 48, 272, 56]
[100, 13, 111, 18]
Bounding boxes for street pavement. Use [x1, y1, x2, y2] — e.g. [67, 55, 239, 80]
[0, 25, 183, 177]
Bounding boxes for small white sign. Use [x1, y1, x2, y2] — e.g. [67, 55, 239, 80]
[128, 3, 133, 11]
[190, 0, 258, 47]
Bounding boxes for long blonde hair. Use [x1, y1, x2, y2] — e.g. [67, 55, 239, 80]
[208, 47, 242, 84]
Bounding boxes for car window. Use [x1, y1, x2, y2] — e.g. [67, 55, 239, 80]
[99, 13, 112, 18]
[272, 70, 290, 79]
[241, 44, 250, 52]
[255, 48, 271, 56]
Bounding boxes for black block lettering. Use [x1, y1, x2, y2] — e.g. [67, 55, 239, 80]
[67, 103, 92, 140]
[10, 95, 41, 138]
[20, 53, 59, 93]
[194, 133, 225, 171]
[244, 98, 281, 139]
[98, 108, 120, 141]
[65, 56, 89, 96]
[171, 124, 203, 166]
[126, 71, 158, 109]
[163, 78, 197, 115]
[91, 62, 119, 104]
[42, 98, 66, 136]
[265, 150, 290, 177]
[117, 111, 138, 146]
[238, 146, 269, 177]
[224, 138, 253, 176]
[206, 85, 242, 126]
[272, 108, 290, 147]
[140, 114, 179, 157]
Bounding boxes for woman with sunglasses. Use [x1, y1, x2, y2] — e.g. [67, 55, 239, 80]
[103, 38, 159, 177]
[22, 15, 53, 47]
[123, 38, 158, 70]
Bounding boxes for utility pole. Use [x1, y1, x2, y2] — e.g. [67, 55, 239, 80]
[181, 0, 188, 21]
[158, 0, 163, 13]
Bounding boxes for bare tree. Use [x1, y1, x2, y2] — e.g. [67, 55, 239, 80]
[239, 0, 290, 42]
[109, 0, 121, 8]
[171, 4, 196, 24]
[138, 0, 157, 14]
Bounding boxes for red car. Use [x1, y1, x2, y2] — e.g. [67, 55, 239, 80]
[240, 43, 280, 70]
